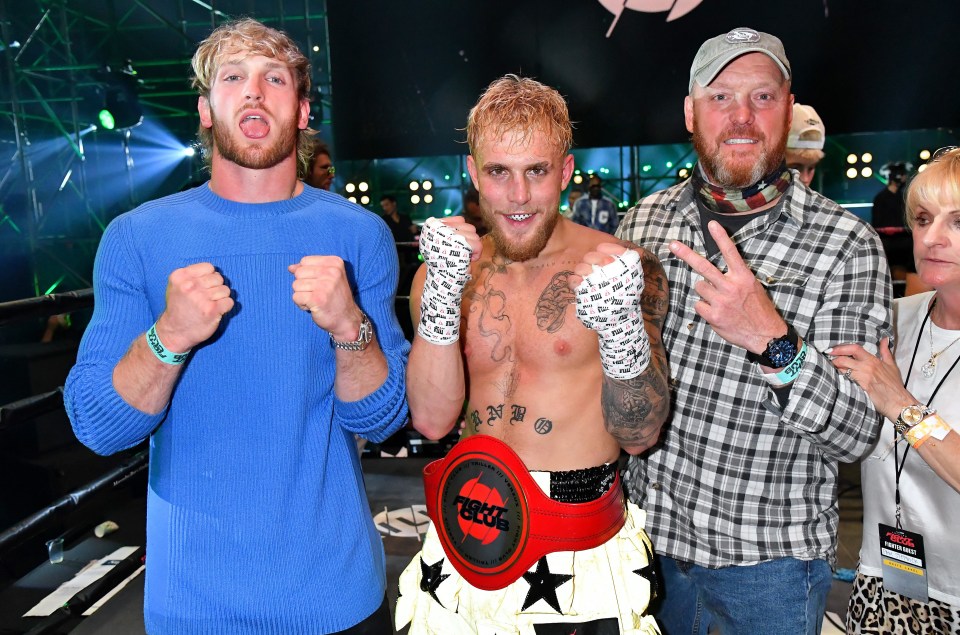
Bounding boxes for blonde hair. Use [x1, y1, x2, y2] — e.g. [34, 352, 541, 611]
[466, 75, 573, 158]
[785, 147, 824, 165]
[905, 148, 960, 229]
[190, 18, 316, 176]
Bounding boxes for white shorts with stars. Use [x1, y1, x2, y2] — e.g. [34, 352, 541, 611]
[395, 500, 660, 635]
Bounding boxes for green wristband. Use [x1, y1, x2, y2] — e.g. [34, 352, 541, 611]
[145, 323, 190, 365]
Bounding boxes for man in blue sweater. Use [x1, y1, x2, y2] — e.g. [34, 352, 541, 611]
[64, 18, 409, 634]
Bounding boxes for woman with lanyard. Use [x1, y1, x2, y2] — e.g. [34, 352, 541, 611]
[831, 146, 960, 634]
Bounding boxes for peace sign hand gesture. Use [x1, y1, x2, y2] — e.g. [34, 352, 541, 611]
[669, 220, 790, 360]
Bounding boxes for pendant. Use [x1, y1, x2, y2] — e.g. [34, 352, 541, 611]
[921, 359, 936, 378]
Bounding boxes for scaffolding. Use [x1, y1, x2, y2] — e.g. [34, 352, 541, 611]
[0, 0, 332, 298]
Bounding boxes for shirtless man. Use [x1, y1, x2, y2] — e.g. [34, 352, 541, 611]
[395, 74, 669, 634]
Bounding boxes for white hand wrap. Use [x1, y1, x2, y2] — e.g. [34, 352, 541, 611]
[575, 249, 650, 379]
[417, 218, 473, 345]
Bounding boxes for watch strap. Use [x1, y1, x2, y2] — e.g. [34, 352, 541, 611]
[330, 312, 373, 351]
[747, 325, 800, 368]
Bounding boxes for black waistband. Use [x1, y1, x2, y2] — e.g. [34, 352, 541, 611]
[544, 463, 617, 504]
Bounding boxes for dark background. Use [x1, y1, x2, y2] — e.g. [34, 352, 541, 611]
[328, 0, 960, 158]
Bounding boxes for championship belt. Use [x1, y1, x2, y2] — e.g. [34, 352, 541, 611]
[423, 434, 627, 591]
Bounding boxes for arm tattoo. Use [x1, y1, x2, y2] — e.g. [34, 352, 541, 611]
[601, 247, 671, 448]
[601, 366, 668, 447]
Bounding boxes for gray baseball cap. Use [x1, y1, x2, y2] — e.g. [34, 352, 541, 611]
[689, 27, 791, 93]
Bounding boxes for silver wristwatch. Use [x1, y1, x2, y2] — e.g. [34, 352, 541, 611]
[330, 312, 373, 351]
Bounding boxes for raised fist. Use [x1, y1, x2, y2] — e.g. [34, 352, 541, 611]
[156, 262, 234, 352]
[289, 255, 360, 342]
[573, 246, 650, 379]
[417, 217, 479, 345]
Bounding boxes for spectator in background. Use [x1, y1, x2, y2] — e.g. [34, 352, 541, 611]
[571, 173, 619, 234]
[380, 194, 420, 308]
[461, 187, 488, 237]
[786, 102, 825, 189]
[874, 161, 914, 283]
[305, 138, 335, 190]
[380, 194, 418, 244]
[564, 185, 584, 219]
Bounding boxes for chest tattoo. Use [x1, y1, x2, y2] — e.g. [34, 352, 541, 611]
[535, 271, 576, 333]
[467, 261, 514, 363]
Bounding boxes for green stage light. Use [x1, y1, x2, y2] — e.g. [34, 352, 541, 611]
[98, 109, 116, 130]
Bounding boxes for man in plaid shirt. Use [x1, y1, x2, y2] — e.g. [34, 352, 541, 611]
[617, 27, 892, 634]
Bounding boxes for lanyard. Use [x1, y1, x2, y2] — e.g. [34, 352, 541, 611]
[894, 297, 960, 528]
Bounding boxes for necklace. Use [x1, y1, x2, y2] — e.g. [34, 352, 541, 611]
[921, 298, 960, 378]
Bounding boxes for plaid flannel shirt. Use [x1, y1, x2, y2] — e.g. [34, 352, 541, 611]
[616, 178, 892, 567]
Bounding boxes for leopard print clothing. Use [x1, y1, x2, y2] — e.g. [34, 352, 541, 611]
[847, 571, 960, 634]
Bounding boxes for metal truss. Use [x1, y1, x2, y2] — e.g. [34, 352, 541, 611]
[0, 0, 331, 297]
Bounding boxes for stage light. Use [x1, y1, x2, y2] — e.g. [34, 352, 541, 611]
[919, 149, 931, 161]
[573, 174, 584, 184]
[424, 194, 433, 204]
[918, 163, 928, 173]
[97, 66, 143, 130]
[846, 167, 858, 179]
[360, 195, 370, 205]
[312, 45, 320, 52]
[358, 182, 369, 192]
[409, 181, 419, 191]
[182, 147, 196, 157]
[685, 162, 693, 169]
[345, 183, 356, 193]
[861, 166, 873, 178]
[411, 194, 421, 204]
[422, 180, 433, 191]
[98, 109, 116, 130]
[444, 208, 453, 216]
[861, 153, 873, 163]
[847, 154, 858, 164]
[678, 168, 690, 179]
[444, 174, 451, 180]
[348, 196, 357, 203]
[666, 161, 673, 169]
[642, 165, 652, 172]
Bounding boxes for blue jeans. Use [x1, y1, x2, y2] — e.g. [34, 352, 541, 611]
[655, 556, 833, 635]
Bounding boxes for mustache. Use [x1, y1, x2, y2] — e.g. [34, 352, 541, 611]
[237, 104, 272, 119]
[719, 125, 765, 141]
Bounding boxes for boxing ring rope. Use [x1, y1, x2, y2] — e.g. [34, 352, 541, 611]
[0, 451, 148, 556]
[0, 239, 421, 552]
[0, 288, 123, 558]
[0, 389, 64, 433]
[0, 289, 93, 327]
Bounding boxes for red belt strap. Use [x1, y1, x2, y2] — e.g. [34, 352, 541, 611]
[422, 434, 627, 591]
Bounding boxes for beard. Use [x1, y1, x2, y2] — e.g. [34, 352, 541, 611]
[693, 120, 789, 189]
[482, 205, 560, 262]
[211, 107, 298, 170]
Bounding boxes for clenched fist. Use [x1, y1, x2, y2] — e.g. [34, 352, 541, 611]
[155, 262, 234, 352]
[289, 255, 362, 342]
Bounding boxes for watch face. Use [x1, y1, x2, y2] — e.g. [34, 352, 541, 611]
[767, 338, 799, 368]
[902, 405, 924, 425]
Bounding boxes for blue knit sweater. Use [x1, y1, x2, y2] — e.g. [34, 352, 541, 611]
[64, 184, 410, 634]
